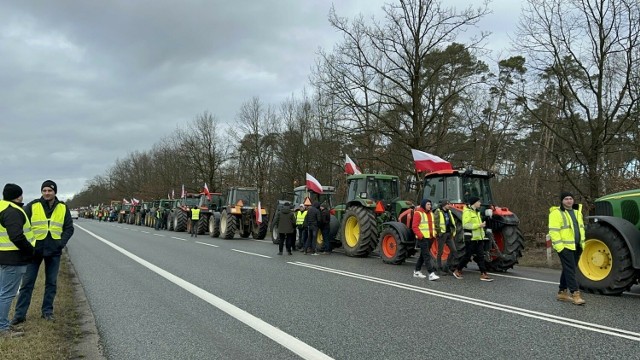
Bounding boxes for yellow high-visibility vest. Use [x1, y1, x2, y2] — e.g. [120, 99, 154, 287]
[462, 206, 484, 241]
[191, 208, 201, 220]
[0, 200, 36, 251]
[417, 211, 437, 239]
[434, 208, 456, 237]
[31, 202, 66, 240]
[548, 205, 585, 252]
[296, 210, 307, 226]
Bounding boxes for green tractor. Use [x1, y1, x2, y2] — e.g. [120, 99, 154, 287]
[334, 174, 414, 260]
[417, 168, 524, 272]
[217, 187, 268, 240]
[578, 189, 640, 295]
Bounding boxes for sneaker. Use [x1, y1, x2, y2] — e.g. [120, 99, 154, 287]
[10, 318, 25, 326]
[42, 314, 55, 321]
[413, 271, 427, 278]
[480, 273, 494, 282]
[428, 272, 440, 281]
[311, 252, 319, 256]
[452, 270, 463, 279]
[571, 291, 586, 305]
[556, 289, 571, 302]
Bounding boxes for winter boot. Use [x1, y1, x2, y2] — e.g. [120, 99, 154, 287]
[556, 289, 571, 302]
[571, 291, 586, 305]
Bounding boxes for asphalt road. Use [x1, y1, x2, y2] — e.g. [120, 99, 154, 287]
[67, 218, 640, 360]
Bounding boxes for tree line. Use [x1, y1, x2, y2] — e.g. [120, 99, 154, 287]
[68, 0, 640, 246]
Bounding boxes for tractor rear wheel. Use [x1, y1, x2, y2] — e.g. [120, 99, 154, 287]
[220, 210, 236, 239]
[198, 216, 208, 235]
[340, 206, 378, 257]
[209, 214, 220, 238]
[380, 228, 408, 265]
[173, 211, 188, 232]
[486, 225, 525, 272]
[577, 223, 637, 295]
[252, 220, 269, 240]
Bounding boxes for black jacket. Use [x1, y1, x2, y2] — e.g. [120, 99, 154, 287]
[319, 207, 331, 229]
[0, 201, 35, 265]
[303, 202, 321, 229]
[274, 207, 296, 234]
[25, 197, 74, 257]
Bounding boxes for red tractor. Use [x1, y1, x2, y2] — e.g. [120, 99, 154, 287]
[419, 168, 524, 272]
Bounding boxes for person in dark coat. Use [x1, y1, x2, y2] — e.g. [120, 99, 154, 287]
[13, 180, 75, 324]
[0, 184, 35, 337]
[273, 202, 296, 255]
[319, 203, 332, 254]
[302, 201, 321, 255]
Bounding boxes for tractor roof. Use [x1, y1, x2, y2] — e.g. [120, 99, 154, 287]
[423, 168, 494, 178]
[294, 185, 336, 193]
[346, 173, 399, 180]
[596, 189, 640, 202]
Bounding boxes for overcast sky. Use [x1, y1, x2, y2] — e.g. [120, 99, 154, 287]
[1, 0, 522, 202]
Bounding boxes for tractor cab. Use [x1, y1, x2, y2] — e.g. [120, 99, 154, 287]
[422, 168, 494, 209]
[293, 185, 336, 208]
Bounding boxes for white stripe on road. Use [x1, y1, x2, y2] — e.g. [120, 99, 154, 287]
[196, 241, 219, 248]
[171, 237, 187, 241]
[141, 231, 150, 234]
[153, 234, 165, 237]
[231, 249, 272, 258]
[253, 240, 271, 243]
[291, 262, 640, 342]
[76, 224, 333, 360]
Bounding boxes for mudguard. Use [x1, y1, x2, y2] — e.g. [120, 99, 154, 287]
[588, 216, 640, 268]
[382, 221, 415, 244]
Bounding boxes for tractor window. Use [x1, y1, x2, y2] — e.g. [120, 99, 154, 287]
[236, 190, 258, 206]
[445, 177, 462, 203]
[422, 177, 444, 205]
[462, 177, 493, 204]
[366, 177, 399, 202]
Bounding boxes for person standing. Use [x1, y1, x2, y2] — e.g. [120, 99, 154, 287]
[295, 204, 307, 251]
[452, 196, 493, 282]
[190, 206, 201, 237]
[319, 203, 332, 254]
[273, 202, 296, 255]
[549, 192, 586, 305]
[411, 199, 440, 281]
[434, 199, 458, 275]
[0, 184, 35, 338]
[13, 180, 74, 324]
[302, 202, 321, 255]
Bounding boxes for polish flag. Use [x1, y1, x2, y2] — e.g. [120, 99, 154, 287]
[132, 198, 140, 205]
[180, 184, 185, 198]
[411, 149, 453, 173]
[345, 154, 362, 175]
[255, 201, 263, 224]
[203, 183, 211, 200]
[171, 189, 175, 200]
[123, 198, 130, 205]
[306, 173, 324, 194]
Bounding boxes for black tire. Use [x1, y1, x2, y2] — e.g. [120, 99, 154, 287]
[339, 206, 378, 257]
[380, 227, 408, 265]
[198, 216, 208, 235]
[270, 224, 279, 244]
[209, 213, 220, 238]
[173, 211, 188, 232]
[220, 210, 236, 239]
[446, 216, 467, 270]
[577, 223, 638, 295]
[252, 220, 269, 240]
[486, 225, 525, 272]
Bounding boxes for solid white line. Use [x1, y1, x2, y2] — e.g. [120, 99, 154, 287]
[486, 272, 558, 285]
[253, 240, 271, 243]
[171, 237, 187, 242]
[196, 241, 219, 248]
[289, 262, 640, 342]
[75, 224, 332, 359]
[231, 249, 272, 258]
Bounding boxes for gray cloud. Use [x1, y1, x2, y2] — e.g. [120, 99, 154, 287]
[1, 0, 522, 202]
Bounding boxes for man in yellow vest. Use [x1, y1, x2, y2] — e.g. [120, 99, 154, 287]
[434, 199, 458, 275]
[452, 196, 494, 282]
[190, 206, 201, 238]
[295, 204, 307, 250]
[12, 180, 75, 325]
[0, 184, 35, 338]
[549, 191, 586, 305]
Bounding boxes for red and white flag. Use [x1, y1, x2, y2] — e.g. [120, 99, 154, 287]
[171, 189, 175, 200]
[203, 182, 211, 200]
[306, 173, 324, 194]
[345, 154, 362, 175]
[180, 184, 185, 198]
[123, 198, 130, 205]
[132, 198, 140, 205]
[411, 149, 453, 173]
[255, 201, 263, 224]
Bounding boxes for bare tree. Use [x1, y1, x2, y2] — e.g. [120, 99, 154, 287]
[517, 0, 640, 200]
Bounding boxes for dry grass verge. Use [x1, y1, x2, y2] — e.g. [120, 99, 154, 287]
[0, 253, 78, 359]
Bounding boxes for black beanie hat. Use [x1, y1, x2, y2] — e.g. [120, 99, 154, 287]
[41, 180, 57, 193]
[560, 191, 574, 201]
[468, 196, 481, 205]
[421, 198, 432, 208]
[3, 183, 23, 201]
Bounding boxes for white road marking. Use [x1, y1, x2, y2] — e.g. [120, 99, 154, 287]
[196, 241, 219, 248]
[231, 249, 272, 258]
[153, 234, 165, 237]
[141, 231, 150, 234]
[75, 224, 332, 360]
[253, 240, 271, 243]
[290, 262, 640, 342]
[171, 237, 187, 241]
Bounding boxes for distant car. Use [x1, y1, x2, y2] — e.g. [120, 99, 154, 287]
[70, 210, 79, 220]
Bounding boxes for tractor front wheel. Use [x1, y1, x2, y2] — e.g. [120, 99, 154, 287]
[577, 223, 637, 295]
[220, 210, 237, 239]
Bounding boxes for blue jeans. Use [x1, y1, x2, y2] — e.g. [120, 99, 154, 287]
[0, 265, 27, 330]
[303, 226, 318, 253]
[321, 226, 331, 252]
[14, 255, 61, 320]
